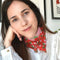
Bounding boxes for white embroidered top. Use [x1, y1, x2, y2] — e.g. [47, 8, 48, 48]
[0, 31, 60, 60]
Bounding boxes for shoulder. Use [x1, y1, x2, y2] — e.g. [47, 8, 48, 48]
[46, 31, 57, 40]
[46, 31, 57, 36]
[57, 30, 60, 36]
[57, 30, 60, 40]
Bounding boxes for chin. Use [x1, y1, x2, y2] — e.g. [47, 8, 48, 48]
[25, 33, 35, 39]
[22, 30, 36, 39]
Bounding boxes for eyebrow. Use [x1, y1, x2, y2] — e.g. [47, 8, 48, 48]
[21, 8, 29, 13]
[10, 8, 30, 20]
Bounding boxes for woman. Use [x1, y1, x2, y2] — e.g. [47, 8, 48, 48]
[1, 0, 60, 60]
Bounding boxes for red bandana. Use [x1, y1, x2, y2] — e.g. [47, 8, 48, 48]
[24, 27, 46, 52]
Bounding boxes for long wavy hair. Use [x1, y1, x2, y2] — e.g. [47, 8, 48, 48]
[1, 0, 56, 60]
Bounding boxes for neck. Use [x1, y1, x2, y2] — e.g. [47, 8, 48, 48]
[35, 27, 41, 36]
[26, 27, 42, 40]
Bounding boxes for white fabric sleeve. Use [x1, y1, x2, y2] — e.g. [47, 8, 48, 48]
[1, 46, 23, 60]
[56, 31, 60, 60]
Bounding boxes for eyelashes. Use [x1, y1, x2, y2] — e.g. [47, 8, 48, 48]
[11, 11, 30, 22]
[12, 19, 18, 22]
[24, 11, 29, 16]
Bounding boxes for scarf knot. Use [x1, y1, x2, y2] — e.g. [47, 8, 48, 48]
[24, 27, 46, 52]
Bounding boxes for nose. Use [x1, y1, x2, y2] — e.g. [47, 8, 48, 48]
[20, 18, 27, 26]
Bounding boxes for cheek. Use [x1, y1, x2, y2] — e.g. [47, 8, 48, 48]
[32, 17, 38, 27]
[29, 13, 38, 26]
[11, 24, 24, 35]
[11, 24, 20, 31]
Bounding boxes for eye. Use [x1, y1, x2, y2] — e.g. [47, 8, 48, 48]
[12, 19, 18, 22]
[24, 11, 29, 15]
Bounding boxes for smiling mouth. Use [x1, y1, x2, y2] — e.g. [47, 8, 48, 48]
[23, 26, 31, 31]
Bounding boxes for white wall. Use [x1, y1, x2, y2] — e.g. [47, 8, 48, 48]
[2, 0, 4, 3]
[46, 0, 60, 31]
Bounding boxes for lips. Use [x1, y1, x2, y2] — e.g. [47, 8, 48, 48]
[23, 26, 31, 31]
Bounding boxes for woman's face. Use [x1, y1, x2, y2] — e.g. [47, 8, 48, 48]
[7, 1, 38, 39]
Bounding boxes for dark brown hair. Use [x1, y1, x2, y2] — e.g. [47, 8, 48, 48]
[1, 0, 56, 60]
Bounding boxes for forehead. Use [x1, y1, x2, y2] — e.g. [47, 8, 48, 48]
[8, 1, 29, 11]
[10, 1, 29, 8]
[7, 1, 30, 18]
